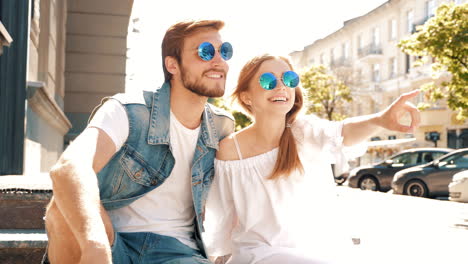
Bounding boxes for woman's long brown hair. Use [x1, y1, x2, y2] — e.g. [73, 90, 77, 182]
[232, 54, 304, 180]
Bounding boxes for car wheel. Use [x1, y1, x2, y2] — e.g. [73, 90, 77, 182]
[404, 180, 428, 197]
[359, 176, 379, 191]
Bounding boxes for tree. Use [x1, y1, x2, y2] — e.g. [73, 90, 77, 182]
[398, 2, 468, 120]
[300, 64, 352, 121]
[208, 97, 252, 131]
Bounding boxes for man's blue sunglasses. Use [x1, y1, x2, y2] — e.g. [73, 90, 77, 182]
[259, 71, 300, 90]
[198, 42, 233, 61]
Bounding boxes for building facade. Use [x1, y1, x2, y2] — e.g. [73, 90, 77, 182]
[0, 0, 133, 176]
[290, 0, 467, 158]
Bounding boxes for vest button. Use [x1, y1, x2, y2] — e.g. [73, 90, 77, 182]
[151, 179, 158, 185]
[134, 168, 143, 179]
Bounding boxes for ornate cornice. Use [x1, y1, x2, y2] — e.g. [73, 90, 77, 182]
[27, 81, 71, 135]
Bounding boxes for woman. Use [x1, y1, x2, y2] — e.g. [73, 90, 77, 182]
[204, 54, 420, 264]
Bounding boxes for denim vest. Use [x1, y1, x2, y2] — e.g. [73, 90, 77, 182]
[90, 82, 234, 254]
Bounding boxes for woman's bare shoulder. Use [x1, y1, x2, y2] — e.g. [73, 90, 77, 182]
[216, 133, 242, 161]
[217, 127, 254, 161]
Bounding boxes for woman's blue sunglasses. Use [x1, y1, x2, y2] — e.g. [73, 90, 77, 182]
[198, 42, 233, 61]
[259, 71, 300, 90]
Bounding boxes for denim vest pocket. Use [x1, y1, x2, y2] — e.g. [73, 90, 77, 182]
[120, 145, 162, 187]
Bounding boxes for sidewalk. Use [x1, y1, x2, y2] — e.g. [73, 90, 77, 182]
[334, 187, 468, 263]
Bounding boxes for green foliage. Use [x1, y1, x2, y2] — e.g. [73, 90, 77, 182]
[208, 97, 252, 131]
[300, 64, 352, 121]
[232, 111, 252, 131]
[398, 2, 468, 120]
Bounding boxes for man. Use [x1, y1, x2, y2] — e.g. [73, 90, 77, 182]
[44, 20, 235, 264]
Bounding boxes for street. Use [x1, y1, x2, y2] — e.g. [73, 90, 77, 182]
[331, 185, 468, 263]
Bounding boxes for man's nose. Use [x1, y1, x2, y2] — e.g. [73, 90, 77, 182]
[210, 50, 228, 70]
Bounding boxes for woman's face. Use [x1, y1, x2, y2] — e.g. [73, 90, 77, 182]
[243, 59, 296, 118]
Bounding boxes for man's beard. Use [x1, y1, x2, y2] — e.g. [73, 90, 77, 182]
[181, 65, 226, 98]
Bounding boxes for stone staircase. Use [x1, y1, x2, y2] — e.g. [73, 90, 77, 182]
[0, 175, 52, 264]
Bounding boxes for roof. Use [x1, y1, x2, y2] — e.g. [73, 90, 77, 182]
[399, 147, 455, 153]
[291, 0, 393, 54]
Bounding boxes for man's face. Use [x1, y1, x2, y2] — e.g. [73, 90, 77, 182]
[178, 29, 229, 98]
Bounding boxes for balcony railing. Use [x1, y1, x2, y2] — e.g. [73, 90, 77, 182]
[330, 56, 352, 68]
[357, 44, 383, 58]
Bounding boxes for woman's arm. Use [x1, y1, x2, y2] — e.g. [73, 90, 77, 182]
[342, 90, 421, 146]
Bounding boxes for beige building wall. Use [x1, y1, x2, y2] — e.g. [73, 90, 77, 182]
[290, 0, 468, 156]
[25, 0, 71, 175]
[23, 0, 133, 175]
[64, 0, 133, 142]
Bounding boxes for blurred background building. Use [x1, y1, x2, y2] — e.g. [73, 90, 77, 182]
[290, 0, 468, 164]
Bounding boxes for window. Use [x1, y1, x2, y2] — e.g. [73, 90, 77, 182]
[389, 19, 397, 40]
[405, 54, 410, 73]
[461, 129, 468, 148]
[448, 130, 457, 149]
[392, 153, 419, 166]
[320, 53, 325, 64]
[441, 153, 468, 169]
[389, 57, 397, 78]
[372, 27, 380, 46]
[342, 42, 349, 59]
[330, 48, 335, 64]
[432, 152, 447, 160]
[407, 10, 414, 33]
[426, 0, 436, 18]
[357, 35, 363, 52]
[455, 0, 463, 5]
[372, 64, 381, 82]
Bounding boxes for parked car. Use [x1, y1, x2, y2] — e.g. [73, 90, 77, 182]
[449, 170, 468, 202]
[347, 148, 452, 192]
[392, 148, 468, 198]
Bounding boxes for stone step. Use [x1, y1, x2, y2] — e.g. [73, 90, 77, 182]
[0, 229, 47, 264]
[0, 175, 52, 229]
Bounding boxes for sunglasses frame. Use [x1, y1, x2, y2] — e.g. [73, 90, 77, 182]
[197, 42, 233, 61]
[259, 71, 300, 90]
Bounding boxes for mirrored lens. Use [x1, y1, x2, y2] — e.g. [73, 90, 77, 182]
[198, 42, 215, 61]
[220, 42, 233, 61]
[259, 72, 277, 90]
[282, 71, 299, 88]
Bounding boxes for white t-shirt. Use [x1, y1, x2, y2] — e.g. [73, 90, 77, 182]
[88, 99, 200, 249]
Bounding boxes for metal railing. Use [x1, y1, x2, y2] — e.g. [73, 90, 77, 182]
[330, 56, 352, 67]
[358, 44, 383, 58]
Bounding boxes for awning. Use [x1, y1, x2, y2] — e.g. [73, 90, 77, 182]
[366, 138, 416, 147]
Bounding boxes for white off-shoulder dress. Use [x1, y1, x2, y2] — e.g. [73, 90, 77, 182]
[203, 115, 367, 264]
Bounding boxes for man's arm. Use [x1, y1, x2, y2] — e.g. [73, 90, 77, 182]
[342, 90, 421, 146]
[49, 127, 116, 262]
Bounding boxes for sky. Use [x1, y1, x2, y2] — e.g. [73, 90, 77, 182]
[126, 0, 389, 94]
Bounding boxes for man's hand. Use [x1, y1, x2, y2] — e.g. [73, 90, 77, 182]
[378, 90, 421, 133]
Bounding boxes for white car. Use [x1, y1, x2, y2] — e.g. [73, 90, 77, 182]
[449, 170, 468, 202]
